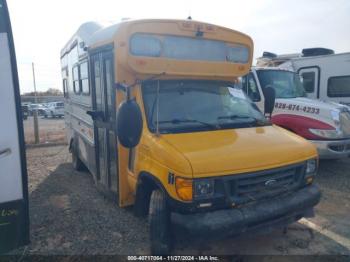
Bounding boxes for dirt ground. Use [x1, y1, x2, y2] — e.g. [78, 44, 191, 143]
[23, 116, 66, 144]
[11, 146, 350, 256]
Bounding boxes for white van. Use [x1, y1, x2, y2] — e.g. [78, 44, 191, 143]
[43, 102, 64, 118]
[257, 48, 350, 106]
[241, 67, 350, 159]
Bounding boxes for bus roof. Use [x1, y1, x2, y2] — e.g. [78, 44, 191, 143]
[61, 19, 254, 78]
[60, 19, 252, 57]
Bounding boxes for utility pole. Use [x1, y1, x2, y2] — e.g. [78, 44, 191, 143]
[32, 62, 39, 144]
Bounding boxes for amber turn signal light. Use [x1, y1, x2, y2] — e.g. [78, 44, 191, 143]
[175, 177, 193, 201]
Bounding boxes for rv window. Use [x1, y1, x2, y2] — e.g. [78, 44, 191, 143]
[301, 72, 315, 93]
[80, 61, 90, 95]
[257, 70, 306, 98]
[72, 65, 80, 94]
[328, 75, 350, 97]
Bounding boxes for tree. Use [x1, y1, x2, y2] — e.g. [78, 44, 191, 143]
[22, 88, 63, 96]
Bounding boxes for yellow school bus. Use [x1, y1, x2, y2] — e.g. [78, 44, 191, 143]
[61, 19, 321, 254]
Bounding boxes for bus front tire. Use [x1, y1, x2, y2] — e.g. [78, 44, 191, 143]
[72, 150, 84, 171]
[149, 189, 172, 255]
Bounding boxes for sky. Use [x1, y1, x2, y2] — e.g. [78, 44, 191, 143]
[7, 0, 350, 94]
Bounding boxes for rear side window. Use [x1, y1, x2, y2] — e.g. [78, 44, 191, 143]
[301, 72, 315, 93]
[72, 65, 80, 94]
[80, 61, 90, 95]
[328, 75, 350, 97]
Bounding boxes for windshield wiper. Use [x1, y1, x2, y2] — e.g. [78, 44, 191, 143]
[158, 118, 220, 129]
[218, 115, 254, 120]
[217, 115, 269, 126]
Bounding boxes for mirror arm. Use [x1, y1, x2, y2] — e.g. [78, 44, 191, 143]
[126, 87, 131, 101]
[115, 83, 127, 92]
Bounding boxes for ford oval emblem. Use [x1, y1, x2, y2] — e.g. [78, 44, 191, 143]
[265, 179, 277, 187]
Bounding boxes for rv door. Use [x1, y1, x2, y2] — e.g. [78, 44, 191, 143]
[0, 0, 30, 253]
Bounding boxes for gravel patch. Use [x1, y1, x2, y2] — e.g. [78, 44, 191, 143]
[8, 146, 350, 256]
[24, 146, 149, 255]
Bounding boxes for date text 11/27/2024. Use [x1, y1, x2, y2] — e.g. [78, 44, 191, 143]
[127, 256, 220, 261]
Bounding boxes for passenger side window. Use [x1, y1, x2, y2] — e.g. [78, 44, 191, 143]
[301, 72, 315, 93]
[242, 73, 260, 101]
[72, 65, 80, 94]
[80, 61, 90, 95]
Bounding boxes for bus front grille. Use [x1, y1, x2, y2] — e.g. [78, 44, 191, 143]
[229, 164, 304, 204]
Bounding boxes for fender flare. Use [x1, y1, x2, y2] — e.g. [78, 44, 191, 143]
[134, 171, 169, 217]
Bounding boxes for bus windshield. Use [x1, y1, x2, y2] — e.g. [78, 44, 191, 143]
[256, 70, 306, 99]
[142, 80, 268, 134]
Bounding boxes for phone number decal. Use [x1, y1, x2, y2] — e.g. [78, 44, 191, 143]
[274, 102, 320, 114]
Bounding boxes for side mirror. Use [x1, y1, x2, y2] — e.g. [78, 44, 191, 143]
[263, 85, 276, 116]
[116, 99, 143, 148]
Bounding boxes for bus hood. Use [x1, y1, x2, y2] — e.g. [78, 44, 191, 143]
[161, 126, 317, 177]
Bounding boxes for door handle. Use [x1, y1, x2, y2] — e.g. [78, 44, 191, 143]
[0, 148, 11, 159]
[86, 110, 105, 121]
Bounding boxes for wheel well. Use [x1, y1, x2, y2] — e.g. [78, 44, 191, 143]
[134, 172, 162, 217]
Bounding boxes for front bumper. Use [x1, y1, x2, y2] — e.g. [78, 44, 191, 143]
[311, 138, 350, 159]
[172, 185, 320, 237]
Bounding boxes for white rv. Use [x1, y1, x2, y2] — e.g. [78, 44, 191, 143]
[241, 67, 350, 159]
[257, 48, 350, 106]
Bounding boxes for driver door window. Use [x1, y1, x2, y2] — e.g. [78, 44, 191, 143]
[298, 67, 319, 99]
[242, 73, 261, 102]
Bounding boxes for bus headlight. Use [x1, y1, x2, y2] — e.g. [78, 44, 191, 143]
[305, 158, 317, 184]
[194, 179, 214, 199]
[306, 159, 317, 174]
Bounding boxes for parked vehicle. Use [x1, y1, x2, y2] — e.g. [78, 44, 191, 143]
[257, 48, 350, 106]
[241, 67, 350, 159]
[21, 105, 28, 120]
[28, 103, 46, 116]
[0, 0, 30, 253]
[43, 102, 64, 118]
[62, 19, 320, 254]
